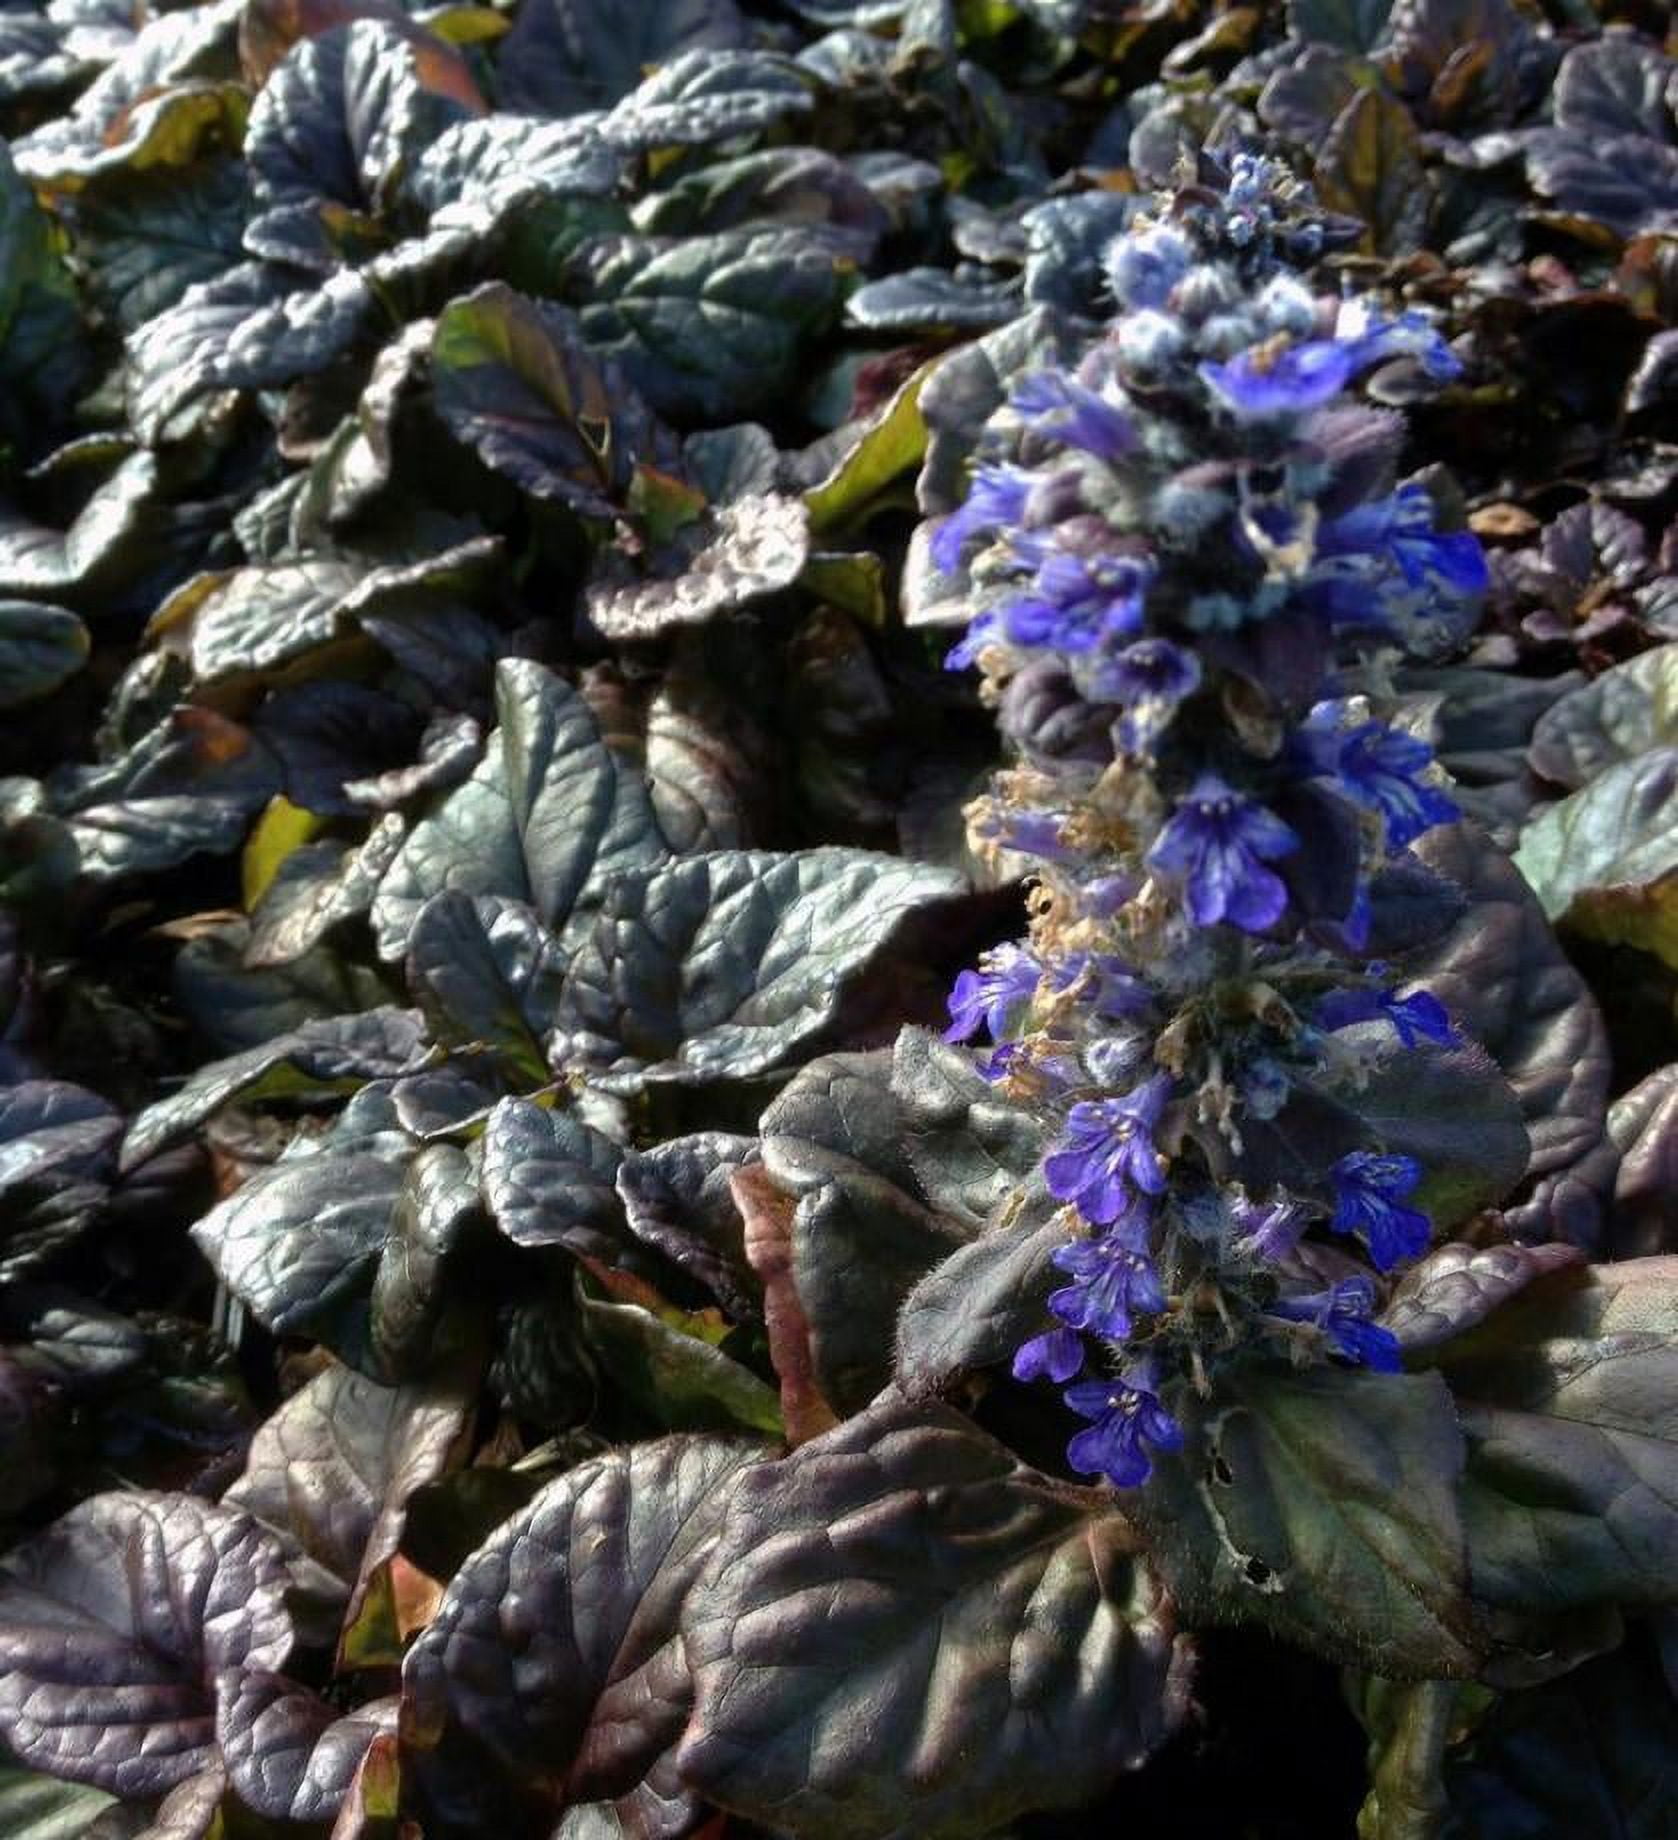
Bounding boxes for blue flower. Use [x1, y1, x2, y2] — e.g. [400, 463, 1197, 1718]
[1086, 638, 1202, 752]
[1268, 1275, 1402, 1372]
[1048, 1228, 1167, 1340]
[1335, 303, 1461, 383]
[930, 464, 1034, 575]
[944, 944, 1042, 1045]
[1147, 773, 1299, 932]
[1333, 723, 1459, 850]
[1317, 986, 1457, 1050]
[1000, 549, 1154, 653]
[1329, 1151, 1431, 1271]
[1319, 485, 1488, 597]
[1011, 371, 1136, 462]
[1050, 952, 1152, 1022]
[1063, 1366, 1184, 1488]
[1201, 341, 1353, 419]
[1043, 1075, 1173, 1224]
[1013, 1326, 1085, 1384]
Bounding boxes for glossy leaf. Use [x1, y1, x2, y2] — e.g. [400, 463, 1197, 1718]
[678, 1397, 1192, 1839]
[0, 1492, 294, 1796]
[555, 850, 966, 1085]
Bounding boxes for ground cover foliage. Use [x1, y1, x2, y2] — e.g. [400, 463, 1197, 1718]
[0, 0, 1673, 1835]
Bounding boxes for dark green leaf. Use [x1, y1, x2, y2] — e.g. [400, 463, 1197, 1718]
[1135, 1365, 1482, 1676]
[406, 892, 564, 1083]
[500, 0, 747, 116]
[430, 283, 676, 518]
[372, 658, 665, 960]
[0, 598, 87, 710]
[121, 1007, 428, 1170]
[1411, 824, 1615, 1246]
[845, 266, 1022, 333]
[1440, 1636, 1678, 1838]
[70, 159, 249, 331]
[576, 228, 850, 422]
[0, 1765, 116, 1840]
[1514, 746, 1678, 969]
[617, 1133, 760, 1317]
[555, 850, 966, 1084]
[480, 1095, 626, 1261]
[598, 50, 814, 157]
[678, 1397, 1191, 1839]
[1288, 0, 1393, 51]
[1528, 646, 1678, 792]
[246, 816, 408, 968]
[578, 1290, 782, 1436]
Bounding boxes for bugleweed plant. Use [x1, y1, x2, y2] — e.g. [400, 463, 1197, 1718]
[933, 152, 1488, 1490]
[0, 5, 1673, 1838]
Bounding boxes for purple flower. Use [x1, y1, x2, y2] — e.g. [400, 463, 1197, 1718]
[1013, 1326, 1085, 1384]
[1147, 773, 1299, 932]
[1201, 341, 1354, 419]
[1011, 370, 1136, 462]
[944, 944, 1042, 1045]
[971, 805, 1076, 863]
[1230, 1192, 1306, 1262]
[930, 464, 1033, 575]
[1001, 550, 1153, 653]
[1050, 952, 1152, 1022]
[1317, 986, 1457, 1050]
[1043, 1075, 1173, 1224]
[1329, 1151, 1431, 1271]
[1088, 638, 1201, 752]
[1048, 1228, 1166, 1340]
[1063, 1366, 1184, 1488]
[1105, 223, 1191, 310]
[1334, 723, 1459, 850]
[1268, 1275, 1402, 1372]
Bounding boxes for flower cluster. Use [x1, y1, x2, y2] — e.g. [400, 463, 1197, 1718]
[935, 153, 1485, 1489]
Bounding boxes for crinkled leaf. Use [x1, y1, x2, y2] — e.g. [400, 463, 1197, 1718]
[0, 1080, 121, 1203]
[678, 1396, 1191, 1839]
[372, 658, 664, 960]
[598, 51, 814, 158]
[1134, 1366, 1482, 1677]
[247, 816, 407, 968]
[406, 892, 564, 1084]
[216, 1678, 395, 1825]
[617, 1133, 760, 1318]
[1551, 34, 1675, 142]
[222, 1357, 471, 1636]
[1419, 1258, 1678, 1614]
[555, 849, 966, 1085]
[845, 266, 1023, 334]
[191, 1141, 476, 1377]
[1022, 192, 1141, 317]
[1382, 1241, 1586, 1353]
[586, 493, 809, 641]
[0, 1492, 294, 1796]
[1528, 646, 1678, 792]
[404, 1437, 761, 1817]
[575, 228, 849, 423]
[1411, 824, 1614, 1246]
[480, 1095, 625, 1261]
[69, 160, 249, 331]
[1314, 88, 1428, 258]
[121, 1007, 428, 1170]
[430, 284, 675, 518]
[0, 601, 88, 708]
[1605, 1065, 1678, 1260]
[1515, 746, 1678, 968]
[1525, 130, 1678, 240]
[499, 0, 747, 116]
[889, 1026, 1045, 1229]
